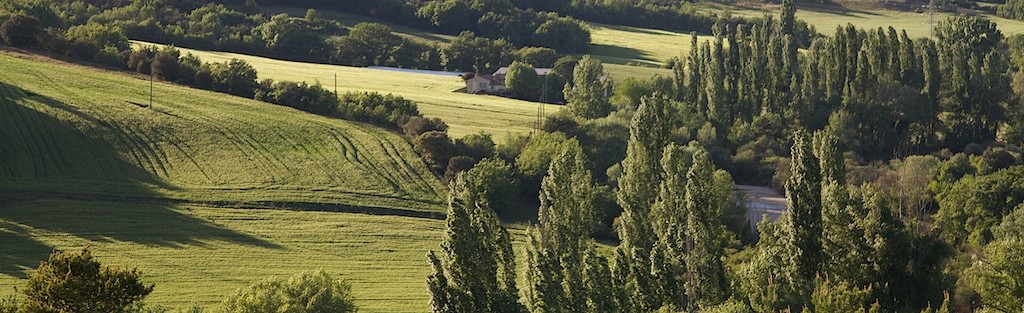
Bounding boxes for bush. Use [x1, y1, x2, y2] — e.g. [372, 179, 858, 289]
[214, 270, 356, 313]
[462, 158, 520, 218]
[151, 47, 180, 81]
[415, 130, 454, 172]
[337, 92, 420, 128]
[443, 155, 478, 182]
[402, 116, 448, 137]
[64, 22, 130, 52]
[20, 248, 153, 313]
[263, 81, 339, 115]
[0, 14, 41, 47]
[211, 58, 258, 98]
[455, 132, 496, 160]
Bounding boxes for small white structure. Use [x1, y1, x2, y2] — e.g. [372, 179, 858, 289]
[734, 185, 787, 231]
[462, 67, 553, 94]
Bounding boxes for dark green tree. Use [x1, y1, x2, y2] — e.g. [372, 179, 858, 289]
[564, 55, 611, 119]
[20, 248, 153, 313]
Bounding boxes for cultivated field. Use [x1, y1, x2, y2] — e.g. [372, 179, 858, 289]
[0, 52, 444, 212]
[135, 42, 557, 140]
[0, 200, 445, 312]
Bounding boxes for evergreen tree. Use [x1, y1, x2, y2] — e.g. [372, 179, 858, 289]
[564, 55, 611, 119]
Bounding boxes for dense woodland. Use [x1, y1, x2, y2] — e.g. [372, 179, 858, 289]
[3, 0, 1024, 312]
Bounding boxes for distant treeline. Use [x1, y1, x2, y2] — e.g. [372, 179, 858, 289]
[0, 0, 590, 74]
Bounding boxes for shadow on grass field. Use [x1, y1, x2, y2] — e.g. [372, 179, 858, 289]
[0, 220, 51, 278]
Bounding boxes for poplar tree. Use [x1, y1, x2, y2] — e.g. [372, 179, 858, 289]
[650, 143, 695, 309]
[785, 129, 822, 281]
[683, 148, 728, 311]
[780, 0, 796, 36]
[524, 139, 613, 313]
[615, 94, 670, 311]
[564, 55, 611, 119]
[815, 131, 864, 284]
[427, 176, 522, 313]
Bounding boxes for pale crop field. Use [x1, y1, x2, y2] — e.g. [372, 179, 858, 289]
[0, 53, 444, 212]
[0, 200, 446, 312]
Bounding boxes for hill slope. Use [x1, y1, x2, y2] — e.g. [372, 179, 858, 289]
[0, 52, 444, 212]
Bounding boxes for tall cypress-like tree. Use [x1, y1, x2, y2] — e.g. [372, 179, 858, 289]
[780, 0, 796, 35]
[615, 94, 671, 311]
[785, 129, 822, 281]
[815, 131, 864, 284]
[427, 176, 522, 313]
[524, 139, 613, 313]
[683, 148, 728, 311]
[650, 143, 694, 309]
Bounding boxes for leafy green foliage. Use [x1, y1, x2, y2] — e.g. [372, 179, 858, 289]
[213, 270, 356, 313]
[0, 14, 40, 46]
[210, 58, 258, 98]
[564, 55, 611, 119]
[505, 61, 539, 100]
[933, 166, 1024, 249]
[427, 175, 521, 313]
[20, 248, 153, 313]
[336, 91, 420, 128]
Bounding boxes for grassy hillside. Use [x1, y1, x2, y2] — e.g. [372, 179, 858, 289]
[0, 52, 444, 212]
[134, 42, 559, 140]
[0, 200, 445, 312]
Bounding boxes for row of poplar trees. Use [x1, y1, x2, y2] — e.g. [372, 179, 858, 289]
[427, 92, 739, 313]
[670, 0, 1012, 160]
[427, 100, 943, 313]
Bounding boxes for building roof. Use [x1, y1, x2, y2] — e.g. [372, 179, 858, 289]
[493, 67, 553, 76]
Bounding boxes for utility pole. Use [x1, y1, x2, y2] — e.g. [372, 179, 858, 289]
[334, 73, 338, 96]
[150, 70, 154, 109]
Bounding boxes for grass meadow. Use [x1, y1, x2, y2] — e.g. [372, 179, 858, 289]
[0, 52, 444, 212]
[0, 200, 446, 312]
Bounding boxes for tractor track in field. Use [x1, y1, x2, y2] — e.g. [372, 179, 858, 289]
[0, 191, 446, 221]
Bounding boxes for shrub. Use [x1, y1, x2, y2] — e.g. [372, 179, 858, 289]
[214, 270, 356, 313]
[151, 47, 180, 81]
[20, 248, 153, 313]
[337, 92, 420, 128]
[462, 158, 520, 217]
[443, 155, 478, 182]
[455, 132, 496, 160]
[64, 22, 130, 52]
[415, 131, 454, 172]
[402, 116, 447, 137]
[264, 81, 339, 115]
[211, 58, 258, 98]
[0, 14, 41, 47]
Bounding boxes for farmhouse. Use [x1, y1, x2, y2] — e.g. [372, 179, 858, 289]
[461, 67, 553, 94]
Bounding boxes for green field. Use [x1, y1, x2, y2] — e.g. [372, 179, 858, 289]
[0, 200, 445, 312]
[0, 52, 444, 212]
[135, 42, 559, 140]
